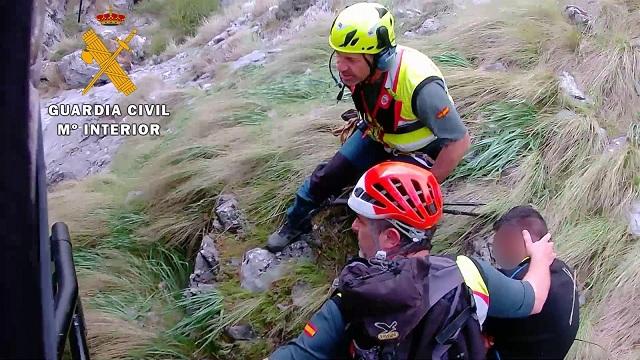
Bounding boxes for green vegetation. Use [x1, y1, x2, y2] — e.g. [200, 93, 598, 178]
[47, 0, 640, 359]
[134, 0, 221, 55]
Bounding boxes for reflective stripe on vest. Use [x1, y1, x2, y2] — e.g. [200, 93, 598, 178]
[377, 45, 455, 152]
[456, 255, 490, 327]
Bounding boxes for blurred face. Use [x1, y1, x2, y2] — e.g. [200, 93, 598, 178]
[335, 51, 373, 86]
[493, 224, 527, 269]
[351, 215, 400, 258]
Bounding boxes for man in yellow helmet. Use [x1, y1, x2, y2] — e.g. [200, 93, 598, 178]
[266, 2, 471, 252]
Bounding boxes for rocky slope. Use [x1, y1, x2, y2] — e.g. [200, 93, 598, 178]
[37, 0, 640, 359]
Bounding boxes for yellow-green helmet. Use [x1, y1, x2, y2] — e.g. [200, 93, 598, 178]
[329, 2, 397, 54]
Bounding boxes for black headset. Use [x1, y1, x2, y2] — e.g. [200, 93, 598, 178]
[374, 25, 396, 71]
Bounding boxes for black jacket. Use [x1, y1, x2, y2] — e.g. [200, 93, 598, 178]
[484, 259, 580, 360]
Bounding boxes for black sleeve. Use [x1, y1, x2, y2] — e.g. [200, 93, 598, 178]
[412, 78, 467, 142]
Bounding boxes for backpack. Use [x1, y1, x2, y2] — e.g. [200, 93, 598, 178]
[335, 255, 487, 360]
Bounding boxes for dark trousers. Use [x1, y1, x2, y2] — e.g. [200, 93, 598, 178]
[285, 129, 433, 230]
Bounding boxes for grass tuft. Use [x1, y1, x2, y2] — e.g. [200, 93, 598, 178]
[432, 52, 473, 68]
[451, 100, 543, 180]
[553, 142, 640, 221]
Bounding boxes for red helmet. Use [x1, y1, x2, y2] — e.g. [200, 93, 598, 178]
[348, 161, 443, 235]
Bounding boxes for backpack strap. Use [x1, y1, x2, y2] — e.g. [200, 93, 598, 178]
[435, 303, 474, 345]
[430, 284, 469, 359]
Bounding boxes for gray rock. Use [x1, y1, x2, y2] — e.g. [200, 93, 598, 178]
[42, 94, 126, 184]
[479, 62, 507, 72]
[563, 5, 591, 30]
[111, 0, 135, 10]
[231, 50, 267, 71]
[58, 50, 109, 88]
[225, 324, 257, 341]
[278, 239, 316, 262]
[184, 283, 217, 298]
[606, 136, 627, 153]
[214, 194, 246, 233]
[240, 248, 283, 292]
[99, 30, 146, 65]
[189, 234, 220, 288]
[471, 233, 494, 264]
[40, 61, 62, 83]
[416, 18, 441, 35]
[42, 0, 66, 52]
[240, 240, 317, 293]
[558, 71, 587, 101]
[125, 190, 144, 205]
[629, 200, 640, 237]
[208, 31, 230, 47]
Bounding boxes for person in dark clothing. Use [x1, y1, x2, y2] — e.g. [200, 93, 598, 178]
[484, 206, 580, 360]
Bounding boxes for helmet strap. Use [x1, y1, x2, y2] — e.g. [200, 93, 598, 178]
[362, 54, 376, 81]
[328, 51, 347, 102]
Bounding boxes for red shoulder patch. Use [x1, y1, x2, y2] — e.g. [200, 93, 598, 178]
[303, 322, 317, 337]
[436, 106, 450, 119]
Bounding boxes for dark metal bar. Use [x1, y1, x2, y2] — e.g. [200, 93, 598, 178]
[443, 209, 481, 217]
[77, 0, 83, 23]
[69, 297, 91, 360]
[51, 222, 80, 358]
[443, 202, 486, 207]
[0, 0, 56, 358]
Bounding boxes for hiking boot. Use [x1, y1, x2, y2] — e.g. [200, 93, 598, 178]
[266, 224, 308, 253]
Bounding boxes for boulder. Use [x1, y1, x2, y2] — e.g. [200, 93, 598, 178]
[42, 0, 67, 51]
[240, 248, 282, 292]
[558, 71, 587, 102]
[58, 50, 108, 89]
[231, 50, 267, 71]
[416, 18, 441, 35]
[240, 240, 318, 293]
[605, 136, 627, 153]
[225, 324, 257, 341]
[189, 234, 220, 287]
[563, 5, 591, 30]
[213, 194, 246, 233]
[278, 239, 316, 262]
[40, 61, 63, 85]
[479, 62, 507, 72]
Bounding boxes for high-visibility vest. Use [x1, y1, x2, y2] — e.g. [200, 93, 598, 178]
[351, 45, 455, 153]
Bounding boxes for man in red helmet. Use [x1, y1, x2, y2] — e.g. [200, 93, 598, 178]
[267, 162, 556, 360]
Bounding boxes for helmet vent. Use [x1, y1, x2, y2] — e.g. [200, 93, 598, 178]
[339, 29, 358, 47]
[361, 192, 382, 207]
[374, 182, 397, 207]
[375, 7, 388, 18]
[392, 177, 421, 214]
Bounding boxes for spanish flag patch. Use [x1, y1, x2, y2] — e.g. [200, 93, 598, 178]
[436, 106, 450, 119]
[303, 322, 317, 337]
